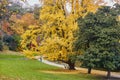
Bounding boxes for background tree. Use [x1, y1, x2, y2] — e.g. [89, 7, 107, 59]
[0, 0, 10, 51]
[7, 2, 26, 15]
[10, 13, 37, 35]
[0, 0, 25, 51]
[76, 4, 120, 79]
[0, 0, 9, 21]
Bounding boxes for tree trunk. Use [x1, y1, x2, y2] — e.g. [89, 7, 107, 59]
[107, 70, 111, 80]
[88, 67, 92, 74]
[68, 60, 75, 70]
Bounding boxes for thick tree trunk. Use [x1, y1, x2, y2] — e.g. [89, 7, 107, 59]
[107, 70, 111, 79]
[68, 60, 75, 70]
[88, 67, 92, 74]
[68, 63, 75, 70]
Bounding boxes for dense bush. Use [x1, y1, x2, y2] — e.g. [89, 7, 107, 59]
[0, 40, 3, 51]
[3, 34, 21, 51]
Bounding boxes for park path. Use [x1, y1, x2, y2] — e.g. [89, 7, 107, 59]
[38, 57, 65, 68]
[37, 57, 120, 79]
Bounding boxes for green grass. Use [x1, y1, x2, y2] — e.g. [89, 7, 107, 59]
[0, 53, 102, 80]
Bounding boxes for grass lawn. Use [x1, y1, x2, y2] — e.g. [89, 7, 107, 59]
[0, 53, 102, 80]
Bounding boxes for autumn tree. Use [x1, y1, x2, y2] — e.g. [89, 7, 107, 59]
[0, 0, 9, 21]
[76, 4, 120, 79]
[0, 0, 9, 33]
[0, 0, 10, 50]
[0, 0, 30, 51]
[10, 13, 37, 35]
[21, 0, 102, 70]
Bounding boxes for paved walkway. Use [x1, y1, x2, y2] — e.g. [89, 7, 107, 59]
[39, 58, 65, 68]
[37, 57, 120, 79]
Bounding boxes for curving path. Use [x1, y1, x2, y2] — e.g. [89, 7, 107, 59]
[35, 56, 120, 79]
[39, 58, 65, 68]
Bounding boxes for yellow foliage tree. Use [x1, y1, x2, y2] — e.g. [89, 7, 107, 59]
[21, 0, 103, 69]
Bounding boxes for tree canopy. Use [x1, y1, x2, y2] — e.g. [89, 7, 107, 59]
[20, 0, 101, 70]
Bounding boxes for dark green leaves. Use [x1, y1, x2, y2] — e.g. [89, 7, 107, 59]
[75, 4, 120, 71]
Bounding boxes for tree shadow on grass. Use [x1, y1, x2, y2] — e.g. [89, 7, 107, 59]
[98, 75, 120, 80]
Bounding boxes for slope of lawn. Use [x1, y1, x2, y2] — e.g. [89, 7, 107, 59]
[0, 53, 102, 80]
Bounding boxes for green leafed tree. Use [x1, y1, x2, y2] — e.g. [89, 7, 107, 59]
[75, 4, 120, 79]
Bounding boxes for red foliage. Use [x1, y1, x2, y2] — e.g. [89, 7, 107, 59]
[2, 21, 13, 35]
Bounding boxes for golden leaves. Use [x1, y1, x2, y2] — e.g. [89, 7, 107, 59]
[22, 0, 101, 61]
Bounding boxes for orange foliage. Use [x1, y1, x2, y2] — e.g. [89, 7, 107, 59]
[10, 13, 37, 35]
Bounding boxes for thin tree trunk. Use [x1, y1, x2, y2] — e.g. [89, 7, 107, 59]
[107, 70, 111, 80]
[88, 67, 92, 74]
